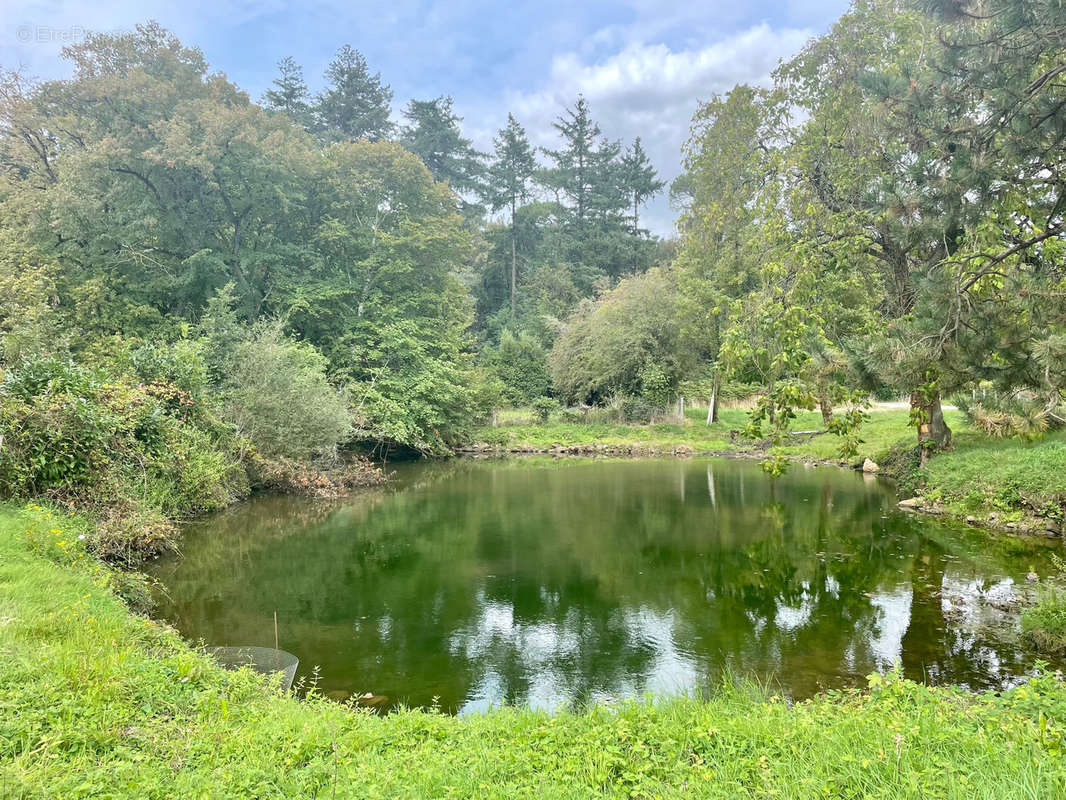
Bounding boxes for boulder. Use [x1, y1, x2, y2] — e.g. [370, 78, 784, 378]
[898, 497, 921, 510]
[862, 458, 880, 474]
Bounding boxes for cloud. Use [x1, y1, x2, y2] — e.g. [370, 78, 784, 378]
[471, 24, 814, 236]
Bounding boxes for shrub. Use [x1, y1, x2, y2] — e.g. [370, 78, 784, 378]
[0, 354, 249, 562]
[0, 359, 115, 493]
[618, 395, 658, 424]
[486, 330, 551, 405]
[531, 396, 558, 424]
[219, 320, 353, 461]
[876, 443, 923, 498]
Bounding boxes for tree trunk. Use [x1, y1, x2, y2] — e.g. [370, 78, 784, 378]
[706, 369, 720, 425]
[819, 395, 833, 424]
[911, 390, 952, 465]
[510, 199, 517, 318]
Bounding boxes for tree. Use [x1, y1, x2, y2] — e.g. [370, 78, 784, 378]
[316, 46, 394, 142]
[204, 306, 353, 462]
[482, 114, 537, 317]
[306, 140, 476, 454]
[541, 97, 603, 228]
[400, 96, 483, 196]
[262, 56, 311, 128]
[549, 267, 693, 406]
[619, 138, 665, 232]
[0, 26, 480, 456]
[676, 85, 779, 424]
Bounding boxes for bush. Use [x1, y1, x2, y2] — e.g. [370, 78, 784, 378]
[486, 330, 551, 406]
[0, 355, 249, 562]
[531, 396, 558, 424]
[876, 442, 923, 498]
[618, 395, 658, 424]
[219, 320, 353, 461]
[0, 359, 115, 493]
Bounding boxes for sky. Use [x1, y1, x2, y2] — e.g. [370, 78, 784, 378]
[1, 0, 850, 236]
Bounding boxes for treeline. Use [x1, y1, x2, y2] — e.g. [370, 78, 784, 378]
[0, 22, 671, 535]
[549, 0, 1066, 469]
[260, 51, 670, 347]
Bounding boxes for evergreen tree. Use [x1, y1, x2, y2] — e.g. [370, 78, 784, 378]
[316, 45, 393, 142]
[619, 138, 665, 232]
[542, 97, 602, 227]
[261, 57, 310, 128]
[483, 114, 537, 317]
[400, 96, 483, 195]
[586, 136, 627, 227]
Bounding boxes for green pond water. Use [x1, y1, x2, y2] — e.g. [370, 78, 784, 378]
[150, 457, 1064, 713]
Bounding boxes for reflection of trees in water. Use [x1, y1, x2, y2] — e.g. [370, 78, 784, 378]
[150, 458, 1063, 711]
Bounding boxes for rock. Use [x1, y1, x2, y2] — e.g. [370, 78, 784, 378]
[356, 692, 389, 708]
[898, 497, 921, 509]
[965, 516, 977, 524]
[1027, 571, 1039, 583]
[862, 458, 880, 474]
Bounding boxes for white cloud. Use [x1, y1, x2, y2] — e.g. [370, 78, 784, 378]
[483, 24, 814, 236]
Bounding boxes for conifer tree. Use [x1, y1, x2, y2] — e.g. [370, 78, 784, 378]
[262, 57, 311, 129]
[400, 96, 483, 196]
[619, 138, 665, 232]
[316, 46, 393, 142]
[483, 114, 537, 317]
[542, 97, 601, 228]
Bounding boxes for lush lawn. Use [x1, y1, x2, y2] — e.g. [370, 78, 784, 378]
[3, 503, 1066, 798]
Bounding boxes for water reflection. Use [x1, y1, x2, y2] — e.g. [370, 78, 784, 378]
[149, 457, 1065, 712]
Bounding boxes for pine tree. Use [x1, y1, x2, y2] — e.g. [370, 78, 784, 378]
[619, 138, 665, 232]
[482, 114, 537, 317]
[262, 57, 310, 129]
[400, 96, 483, 195]
[542, 97, 601, 227]
[316, 46, 393, 142]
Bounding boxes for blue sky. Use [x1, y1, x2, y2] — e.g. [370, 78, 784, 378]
[2, 0, 850, 235]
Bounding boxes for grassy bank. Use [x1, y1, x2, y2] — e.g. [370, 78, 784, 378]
[919, 432, 1066, 530]
[3, 504, 1066, 798]
[472, 406, 949, 462]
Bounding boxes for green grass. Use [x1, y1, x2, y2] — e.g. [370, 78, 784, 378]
[475, 407, 964, 466]
[921, 433, 1066, 523]
[1022, 583, 1066, 654]
[4, 503, 1066, 798]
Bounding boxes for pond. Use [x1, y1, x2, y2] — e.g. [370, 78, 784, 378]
[149, 457, 1064, 713]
